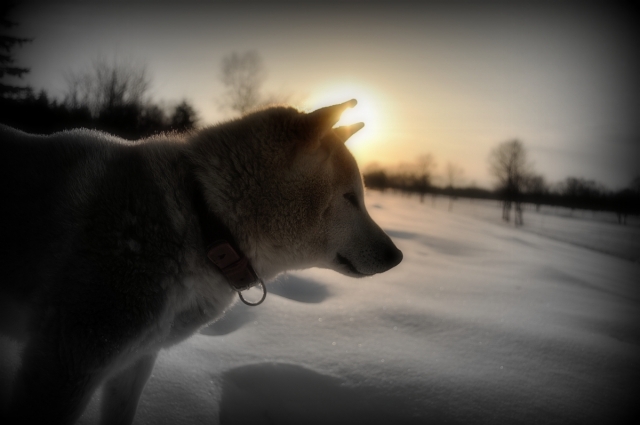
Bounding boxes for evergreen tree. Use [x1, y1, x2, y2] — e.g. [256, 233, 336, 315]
[0, 3, 32, 99]
[170, 100, 199, 132]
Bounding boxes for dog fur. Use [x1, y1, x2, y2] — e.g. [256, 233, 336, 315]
[0, 100, 402, 424]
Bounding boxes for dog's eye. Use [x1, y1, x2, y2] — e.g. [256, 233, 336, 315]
[343, 192, 360, 210]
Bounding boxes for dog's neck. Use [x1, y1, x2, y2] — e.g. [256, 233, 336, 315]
[184, 124, 292, 284]
[190, 176, 266, 305]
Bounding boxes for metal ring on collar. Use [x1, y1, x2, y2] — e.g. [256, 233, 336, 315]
[238, 280, 267, 306]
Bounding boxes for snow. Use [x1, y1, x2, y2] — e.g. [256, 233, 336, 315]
[9, 191, 640, 424]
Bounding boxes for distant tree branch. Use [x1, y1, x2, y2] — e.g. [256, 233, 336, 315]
[64, 57, 150, 117]
[217, 50, 294, 115]
[0, 34, 32, 51]
[445, 162, 465, 189]
[218, 50, 266, 115]
[0, 4, 32, 99]
[487, 139, 534, 225]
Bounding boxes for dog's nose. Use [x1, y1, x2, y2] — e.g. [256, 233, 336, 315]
[383, 244, 403, 269]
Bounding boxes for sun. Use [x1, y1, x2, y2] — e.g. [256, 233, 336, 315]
[304, 82, 387, 159]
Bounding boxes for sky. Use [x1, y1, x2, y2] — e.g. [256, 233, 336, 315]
[8, 1, 639, 189]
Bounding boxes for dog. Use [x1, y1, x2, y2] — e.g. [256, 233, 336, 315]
[0, 99, 402, 424]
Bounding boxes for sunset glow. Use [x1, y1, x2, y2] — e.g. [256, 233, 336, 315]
[305, 82, 393, 167]
[10, 2, 638, 189]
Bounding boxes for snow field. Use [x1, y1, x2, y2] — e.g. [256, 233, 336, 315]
[67, 190, 640, 424]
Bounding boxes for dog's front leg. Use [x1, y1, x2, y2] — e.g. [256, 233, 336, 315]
[8, 340, 105, 425]
[100, 352, 158, 425]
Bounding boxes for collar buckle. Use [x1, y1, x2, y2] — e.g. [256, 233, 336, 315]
[206, 241, 266, 306]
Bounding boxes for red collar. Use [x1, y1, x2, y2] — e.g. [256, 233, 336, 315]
[191, 178, 266, 306]
[206, 240, 266, 306]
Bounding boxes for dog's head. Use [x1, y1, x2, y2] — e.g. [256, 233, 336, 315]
[241, 99, 403, 279]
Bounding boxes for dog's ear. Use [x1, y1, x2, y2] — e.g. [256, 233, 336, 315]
[308, 99, 357, 129]
[333, 122, 364, 143]
[301, 99, 357, 151]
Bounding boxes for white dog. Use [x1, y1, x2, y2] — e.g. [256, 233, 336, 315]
[0, 100, 402, 424]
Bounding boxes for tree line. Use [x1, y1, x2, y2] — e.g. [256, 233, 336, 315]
[1, 4, 199, 140]
[0, 51, 277, 140]
[1, 5, 277, 139]
[2, 7, 637, 224]
[0, 59, 199, 140]
[363, 140, 639, 226]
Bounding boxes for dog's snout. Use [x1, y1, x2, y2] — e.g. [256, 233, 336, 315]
[384, 244, 403, 269]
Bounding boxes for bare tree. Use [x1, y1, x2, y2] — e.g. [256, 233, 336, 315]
[445, 162, 464, 211]
[64, 57, 150, 117]
[488, 139, 531, 226]
[415, 153, 436, 203]
[362, 162, 389, 191]
[63, 57, 152, 139]
[219, 50, 267, 115]
[524, 174, 547, 211]
[614, 176, 640, 225]
[217, 50, 297, 116]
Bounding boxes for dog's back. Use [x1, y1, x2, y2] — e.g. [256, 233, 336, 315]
[1, 126, 110, 299]
[0, 125, 194, 422]
[0, 126, 187, 338]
